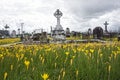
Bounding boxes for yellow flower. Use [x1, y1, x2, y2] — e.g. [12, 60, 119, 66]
[31, 58, 33, 62]
[4, 72, 7, 80]
[76, 70, 79, 77]
[24, 60, 30, 70]
[10, 65, 13, 71]
[20, 54, 24, 60]
[41, 73, 49, 80]
[65, 52, 69, 56]
[0, 54, 3, 58]
[62, 71, 65, 78]
[100, 53, 103, 57]
[47, 48, 51, 51]
[73, 49, 76, 53]
[16, 53, 20, 61]
[108, 65, 111, 72]
[72, 56, 75, 59]
[90, 49, 94, 53]
[85, 50, 89, 54]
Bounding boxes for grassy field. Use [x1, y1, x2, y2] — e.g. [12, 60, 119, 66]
[0, 42, 120, 80]
[0, 38, 20, 45]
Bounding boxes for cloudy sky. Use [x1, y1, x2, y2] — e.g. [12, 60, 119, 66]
[0, 0, 120, 33]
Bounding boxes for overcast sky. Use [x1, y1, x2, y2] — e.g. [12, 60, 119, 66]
[0, 0, 120, 33]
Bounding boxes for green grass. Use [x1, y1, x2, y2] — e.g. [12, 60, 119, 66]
[0, 43, 120, 80]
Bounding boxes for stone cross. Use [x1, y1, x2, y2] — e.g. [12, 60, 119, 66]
[104, 21, 109, 32]
[54, 9, 63, 30]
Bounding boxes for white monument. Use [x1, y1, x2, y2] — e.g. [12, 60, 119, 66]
[51, 9, 66, 41]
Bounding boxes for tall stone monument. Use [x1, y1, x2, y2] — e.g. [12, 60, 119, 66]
[54, 9, 63, 31]
[104, 21, 109, 33]
[51, 9, 66, 41]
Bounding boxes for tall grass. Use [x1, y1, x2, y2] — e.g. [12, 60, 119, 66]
[0, 43, 120, 80]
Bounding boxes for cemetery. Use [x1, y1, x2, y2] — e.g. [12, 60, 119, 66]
[2, 9, 117, 44]
[0, 9, 119, 44]
[0, 9, 120, 80]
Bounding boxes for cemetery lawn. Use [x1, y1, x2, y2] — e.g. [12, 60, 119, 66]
[0, 38, 20, 45]
[0, 42, 120, 80]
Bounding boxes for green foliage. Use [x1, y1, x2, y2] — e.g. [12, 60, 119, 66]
[0, 43, 120, 80]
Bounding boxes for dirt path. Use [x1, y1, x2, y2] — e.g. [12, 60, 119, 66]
[0, 42, 22, 47]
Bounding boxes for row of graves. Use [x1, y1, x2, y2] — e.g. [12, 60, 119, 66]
[73, 21, 119, 43]
[20, 29, 49, 45]
[21, 9, 73, 44]
[50, 9, 118, 43]
[93, 21, 118, 40]
[0, 24, 19, 39]
[21, 9, 65, 44]
[0, 30, 17, 39]
[82, 26, 118, 42]
[20, 9, 119, 44]
[21, 25, 118, 44]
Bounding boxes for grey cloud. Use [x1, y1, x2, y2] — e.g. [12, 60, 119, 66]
[0, 0, 120, 32]
[65, 0, 120, 19]
[60, 0, 120, 32]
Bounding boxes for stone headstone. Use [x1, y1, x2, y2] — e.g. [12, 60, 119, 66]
[93, 27, 103, 39]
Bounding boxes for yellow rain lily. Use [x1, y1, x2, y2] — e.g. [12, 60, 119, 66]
[4, 72, 8, 80]
[0, 54, 3, 58]
[24, 60, 30, 70]
[65, 52, 69, 56]
[41, 73, 49, 80]
[62, 71, 65, 78]
[10, 65, 13, 71]
[72, 56, 75, 59]
[90, 49, 94, 53]
[100, 53, 103, 57]
[76, 70, 79, 77]
[108, 65, 111, 72]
